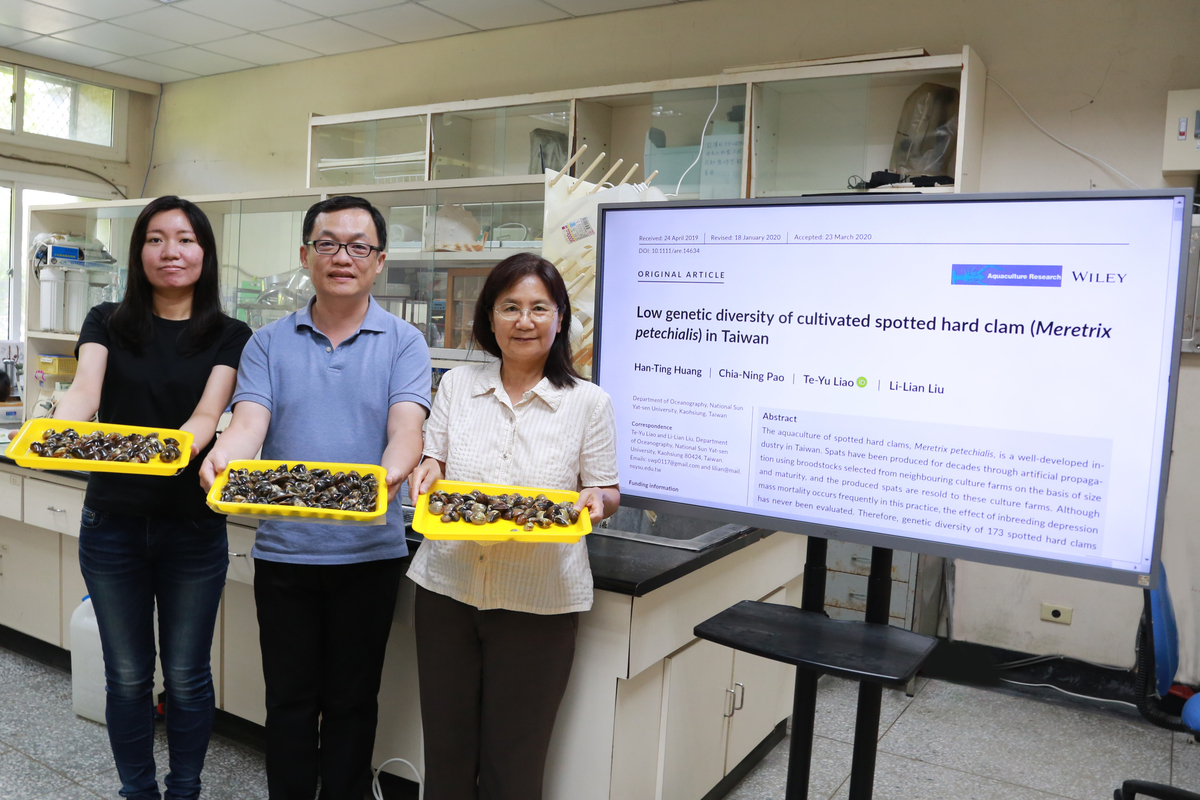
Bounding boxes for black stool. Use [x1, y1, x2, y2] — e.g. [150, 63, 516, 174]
[694, 537, 937, 800]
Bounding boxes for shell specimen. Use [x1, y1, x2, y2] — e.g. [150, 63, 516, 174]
[428, 489, 580, 530]
[219, 464, 378, 513]
[28, 428, 179, 463]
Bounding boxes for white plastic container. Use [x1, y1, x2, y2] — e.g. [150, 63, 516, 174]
[39, 266, 65, 332]
[64, 270, 88, 334]
[69, 595, 166, 725]
[70, 595, 106, 724]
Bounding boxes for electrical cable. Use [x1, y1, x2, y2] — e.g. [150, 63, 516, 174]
[994, 653, 1129, 671]
[0, 152, 126, 199]
[986, 76, 1141, 190]
[372, 757, 423, 800]
[665, 84, 721, 198]
[141, 90, 163, 198]
[1000, 678, 1138, 708]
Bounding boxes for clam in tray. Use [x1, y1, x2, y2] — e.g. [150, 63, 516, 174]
[207, 460, 388, 524]
[4, 419, 193, 475]
[413, 480, 592, 544]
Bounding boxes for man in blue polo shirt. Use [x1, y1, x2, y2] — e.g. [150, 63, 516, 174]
[200, 195, 430, 800]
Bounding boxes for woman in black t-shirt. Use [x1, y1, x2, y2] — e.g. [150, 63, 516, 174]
[54, 196, 251, 800]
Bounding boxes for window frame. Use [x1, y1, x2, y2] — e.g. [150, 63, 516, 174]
[0, 64, 127, 162]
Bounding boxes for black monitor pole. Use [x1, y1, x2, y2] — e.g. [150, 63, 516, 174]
[786, 539, 893, 800]
[848, 546, 893, 800]
[786, 534, 828, 799]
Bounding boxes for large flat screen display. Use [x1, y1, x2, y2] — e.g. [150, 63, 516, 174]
[594, 191, 1192, 586]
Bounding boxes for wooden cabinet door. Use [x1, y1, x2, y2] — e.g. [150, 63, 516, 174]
[0, 472, 22, 521]
[61, 533, 88, 649]
[660, 638, 733, 800]
[0, 523, 61, 644]
[221, 579, 266, 725]
[725, 587, 794, 772]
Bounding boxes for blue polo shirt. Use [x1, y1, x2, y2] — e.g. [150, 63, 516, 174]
[231, 296, 431, 564]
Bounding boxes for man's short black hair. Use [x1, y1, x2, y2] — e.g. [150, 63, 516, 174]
[302, 196, 388, 251]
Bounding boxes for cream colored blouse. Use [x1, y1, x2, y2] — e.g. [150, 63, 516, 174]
[406, 360, 619, 614]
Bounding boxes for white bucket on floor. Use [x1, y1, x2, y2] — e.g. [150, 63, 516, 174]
[70, 595, 106, 724]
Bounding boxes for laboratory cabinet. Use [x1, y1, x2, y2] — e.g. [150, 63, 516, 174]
[22, 180, 538, 419]
[824, 538, 944, 634]
[0, 461, 807, 800]
[309, 47, 986, 199]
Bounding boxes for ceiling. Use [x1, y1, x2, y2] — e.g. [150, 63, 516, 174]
[0, 0, 691, 84]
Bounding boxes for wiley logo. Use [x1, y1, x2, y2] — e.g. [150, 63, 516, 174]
[1071, 271, 1127, 284]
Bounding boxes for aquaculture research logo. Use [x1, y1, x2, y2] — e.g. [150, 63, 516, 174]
[950, 264, 1063, 287]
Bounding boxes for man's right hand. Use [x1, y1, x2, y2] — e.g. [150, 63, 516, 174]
[199, 450, 228, 492]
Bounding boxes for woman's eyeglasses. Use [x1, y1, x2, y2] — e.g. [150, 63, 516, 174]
[492, 303, 558, 322]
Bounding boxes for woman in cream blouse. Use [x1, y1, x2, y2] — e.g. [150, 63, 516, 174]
[407, 252, 619, 800]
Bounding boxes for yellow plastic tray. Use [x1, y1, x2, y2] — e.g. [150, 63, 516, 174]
[4, 419, 193, 476]
[207, 459, 388, 525]
[413, 480, 592, 543]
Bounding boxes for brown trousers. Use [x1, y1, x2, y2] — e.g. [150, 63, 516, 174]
[414, 585, 578, 800]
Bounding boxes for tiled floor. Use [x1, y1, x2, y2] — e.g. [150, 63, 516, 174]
[728, 675, 1200, 800]
[0, 643, 1197, 799]
[0, 646, 267, 799]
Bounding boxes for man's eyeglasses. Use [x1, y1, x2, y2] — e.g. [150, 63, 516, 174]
[492, 303, 558, 322]
[306, 240, 382, 259]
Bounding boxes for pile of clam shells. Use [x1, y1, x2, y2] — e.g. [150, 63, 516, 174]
[29, 428, 181, 463]
[219, 464, 378, 512]
[427, 489, 581, 530]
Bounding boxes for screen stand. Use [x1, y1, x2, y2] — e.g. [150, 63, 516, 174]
[788, 542, 895, 800]
[786, 535, 829, 799]
[695, 539, 936, 800]
[847, 546, 893, 800]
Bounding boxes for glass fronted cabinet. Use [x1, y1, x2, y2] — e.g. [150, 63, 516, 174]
[309, 114, 428, 188]
[332, 179, 544, 364]
[24, 192, 322, 420]
[309, 47, 985, 198]
[431, 101, 571, 181]
[575, 85, 748, 200]
[752, 65, 968, 196]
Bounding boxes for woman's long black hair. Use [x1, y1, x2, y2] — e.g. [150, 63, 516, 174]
[107, 196, 225, 355]
[472, 253, 580, 389]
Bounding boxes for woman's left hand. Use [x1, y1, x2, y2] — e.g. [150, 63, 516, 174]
[575, 487, 607, 523]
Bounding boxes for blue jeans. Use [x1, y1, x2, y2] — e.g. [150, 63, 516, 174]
[78, 506, 228, 800]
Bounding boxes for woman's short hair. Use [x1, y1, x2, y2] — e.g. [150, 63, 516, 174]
[108, 195, 224, 355]
[472, 253, 580, 389]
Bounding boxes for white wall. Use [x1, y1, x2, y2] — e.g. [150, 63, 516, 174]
[141, 0, 1200, 677]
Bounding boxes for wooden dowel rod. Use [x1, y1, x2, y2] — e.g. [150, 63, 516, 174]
[548, 144, 587, 187]
[568, 152, 606, 194]
[587, 158, 624, 194]
[615, 162, 640, 187]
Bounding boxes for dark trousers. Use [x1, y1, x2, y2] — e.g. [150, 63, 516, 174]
[254, 557, 404, 800]
[414, 585, 578, 800]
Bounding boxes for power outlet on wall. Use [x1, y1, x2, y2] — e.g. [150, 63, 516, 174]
[1040, 603, 1073, 625]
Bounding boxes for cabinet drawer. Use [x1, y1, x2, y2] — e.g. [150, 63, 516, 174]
[0, 473, 22, 521]
[824, 604, 906, 628]
[227, 523, 256, 585]
[827, 540, 912, 579]
[24, 479, 84, 536]
[825, 570, 908, 616]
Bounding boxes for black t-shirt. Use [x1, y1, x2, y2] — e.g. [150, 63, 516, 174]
[75, 302, 252, 518]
